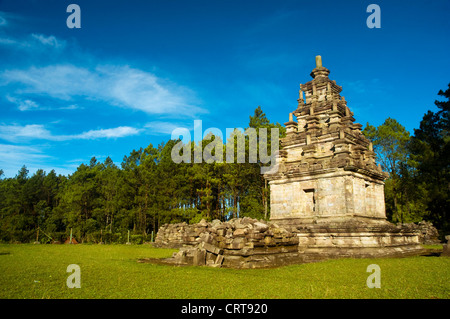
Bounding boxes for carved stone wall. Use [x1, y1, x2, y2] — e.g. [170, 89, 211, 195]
[269, 173, 386, 222]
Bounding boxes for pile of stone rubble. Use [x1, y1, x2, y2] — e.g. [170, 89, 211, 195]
[409, 221, 441, 245]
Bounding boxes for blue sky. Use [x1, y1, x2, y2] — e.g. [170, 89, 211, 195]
[0, 0, 449, 178]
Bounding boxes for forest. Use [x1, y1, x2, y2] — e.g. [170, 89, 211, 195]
[0, 83, 448, 243]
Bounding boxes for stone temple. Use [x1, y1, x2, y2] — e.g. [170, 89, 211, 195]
[152, 56, 424, 268]
[262, 56, 424, 262]
[266, 55, 387, 224]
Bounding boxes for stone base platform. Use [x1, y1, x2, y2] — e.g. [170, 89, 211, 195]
[152, 217, 425, 268]
[277, 218, 425, 261]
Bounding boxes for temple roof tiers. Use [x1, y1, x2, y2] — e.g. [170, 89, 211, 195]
[272, 55, 387, 183]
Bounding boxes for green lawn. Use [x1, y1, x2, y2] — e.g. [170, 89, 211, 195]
[0, 244, 448, 299]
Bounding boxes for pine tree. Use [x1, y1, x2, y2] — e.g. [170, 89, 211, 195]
[363, 118, 411, 223]
[408, 83, 450, 236]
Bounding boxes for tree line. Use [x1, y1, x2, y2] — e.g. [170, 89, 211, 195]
[0, 83, 448, 243]
[0, 107, 284, 244]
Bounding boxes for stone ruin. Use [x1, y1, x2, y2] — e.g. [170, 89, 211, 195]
[152, 56, 429, 268]
[153, 217, 427, 268]
[153, 218, 300, 268]
[404, 221, 440, 245]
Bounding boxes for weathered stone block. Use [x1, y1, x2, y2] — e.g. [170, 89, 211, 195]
[215, 254, 224, 265]
[201, 242, 223, 255]
[247, 232, 264, 240]
[231, 237, 245, 249]
[217, 229, 226, 236]
[193, 248, 206, 266]
[253, 222, 269, 232]
[233, 229, 247, 237]
[264, 236, 274, 246]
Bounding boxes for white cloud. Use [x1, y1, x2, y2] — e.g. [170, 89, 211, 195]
[0, 16, 6, 27]
[0, 144, 51, 161]
[2, 64, 204, 116]
[6, 95, 40, 111]
[0, 124, 53, 141]
[144, 121, 189, 135]
[31, 34, 65, 49]
[0, 33, 66, 52]
[0, 143, 53, 178]
[0, 11, 16, 28]
[5, 94, 82, 111]
[0, 13, 206, 178]
[0, 124, 141, 142]
[60, 104, 81, 110]
[73, 126, 142, 140]
[0, 37, 16, 45]
[0, 23, 204, 116]
[0, 11, 66, 52]
[0, 143, 94, 178]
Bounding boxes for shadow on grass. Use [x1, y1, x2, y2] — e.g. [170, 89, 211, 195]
[420, 246, 444, 257]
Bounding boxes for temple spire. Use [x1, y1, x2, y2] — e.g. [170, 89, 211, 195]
[310, 55, 330, 78]
[315, 55, 322, 68]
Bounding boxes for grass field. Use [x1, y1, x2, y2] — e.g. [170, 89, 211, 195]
[0, 244, 449, 299]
